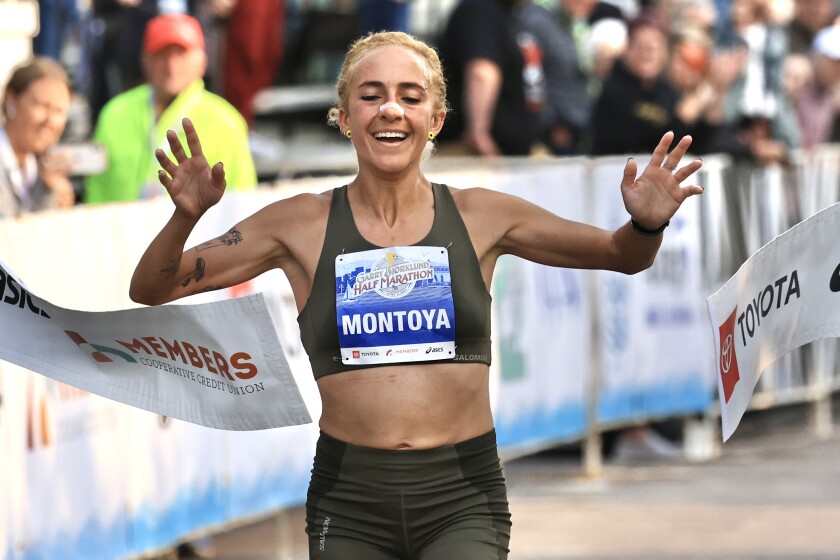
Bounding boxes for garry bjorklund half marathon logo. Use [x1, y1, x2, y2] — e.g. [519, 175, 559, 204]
[718, 308, 740, 403]
[352, 251, 436, 299]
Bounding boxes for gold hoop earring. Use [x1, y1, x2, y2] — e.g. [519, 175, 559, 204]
[428, 131, 435, 141]
[344, 129, 352, 139]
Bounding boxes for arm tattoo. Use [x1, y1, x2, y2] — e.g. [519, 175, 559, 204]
[178, 258, 206, 287]
[197, 227, 243, 252]
[161, 259, 179, 280]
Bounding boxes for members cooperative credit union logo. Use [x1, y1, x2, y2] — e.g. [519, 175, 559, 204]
[64, 330, 259, 380]
[718, 308, 740, 403]
[65, 330, 138, 363]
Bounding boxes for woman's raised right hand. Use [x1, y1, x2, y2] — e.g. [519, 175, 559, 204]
[155, 118, 226, 219]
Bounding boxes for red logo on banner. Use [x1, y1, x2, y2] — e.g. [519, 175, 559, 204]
[718, 309, 740, 402]
[352, 350, 360, 359]
[65, 330, 137, 363]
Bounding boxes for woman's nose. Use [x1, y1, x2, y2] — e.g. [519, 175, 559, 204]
[379, 101, 405, 119]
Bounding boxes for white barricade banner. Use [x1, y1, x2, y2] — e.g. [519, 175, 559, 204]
[0, 260, 311, 431]
[126, 412, 226, 551]
[0, 364, 15, 560]
[591, 159, 641, 421]
[20, 373, 131, 559]
[634, 195, 712, 414]
[592, 158, 712, 421]
[707, 201, 840, 441]
[492, 162, 590, 449]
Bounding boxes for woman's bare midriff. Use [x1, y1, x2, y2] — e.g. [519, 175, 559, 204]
[316, 361, 494, 450]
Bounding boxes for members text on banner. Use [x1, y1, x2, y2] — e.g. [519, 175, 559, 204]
[0, 259, 311, 430]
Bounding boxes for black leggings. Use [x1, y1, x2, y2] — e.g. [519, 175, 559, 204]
[305, 429, 511, 559]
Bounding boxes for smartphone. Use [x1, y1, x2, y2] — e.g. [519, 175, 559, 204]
[52, 143, 108, 176]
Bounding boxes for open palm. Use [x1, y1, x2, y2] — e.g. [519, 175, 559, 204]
[619, 131, 704, 229]
[155, 118, 227, 219]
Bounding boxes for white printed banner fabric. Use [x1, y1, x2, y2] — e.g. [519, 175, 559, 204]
[0, 260, 311, 431]
[491, 163, 591, 448]
[707, 201, 840, 441]
[0, 366, 15, 560]
[20, 376, 131, 559]
[592, 158, 713, 422]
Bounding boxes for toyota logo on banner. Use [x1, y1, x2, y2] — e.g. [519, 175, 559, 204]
[721, 333, 733, 375]
[718, 308, 741, 402]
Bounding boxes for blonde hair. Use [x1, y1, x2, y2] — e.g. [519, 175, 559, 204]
[327, 31, 448, 127]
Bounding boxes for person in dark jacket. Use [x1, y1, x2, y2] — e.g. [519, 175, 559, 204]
[437, 0, 544, 156]
[590, 13, 681, 155]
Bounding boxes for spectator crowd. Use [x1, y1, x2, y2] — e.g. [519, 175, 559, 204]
[2, 0, 840, 219]
[437, 0, 840, 162]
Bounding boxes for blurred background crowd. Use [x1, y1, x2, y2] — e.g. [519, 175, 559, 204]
[1, 0, 840, 217]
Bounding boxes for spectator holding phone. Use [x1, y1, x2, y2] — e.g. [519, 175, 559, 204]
[0, 57, 75, 219]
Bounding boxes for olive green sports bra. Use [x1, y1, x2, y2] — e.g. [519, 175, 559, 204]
[297, 183, 492, 379]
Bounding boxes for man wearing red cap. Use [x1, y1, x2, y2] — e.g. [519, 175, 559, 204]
[84, 13, 256, 203]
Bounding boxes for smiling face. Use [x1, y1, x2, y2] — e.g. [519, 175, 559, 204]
[339, 45, 445, 178]
[5, 76, 70, 156]
[624, 25, 669, 85]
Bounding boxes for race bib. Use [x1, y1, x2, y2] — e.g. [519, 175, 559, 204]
[335, 246, 455, 365]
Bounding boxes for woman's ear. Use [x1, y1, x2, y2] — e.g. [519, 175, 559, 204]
[4, 93, 17, 120]
[338, 108, 350, 134]
[431, 110, 446, 136]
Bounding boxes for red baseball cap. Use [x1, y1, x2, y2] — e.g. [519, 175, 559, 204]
[143, 14, 205, 54]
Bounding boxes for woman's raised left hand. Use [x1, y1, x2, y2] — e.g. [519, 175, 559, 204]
[619, 131, 704, 230]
